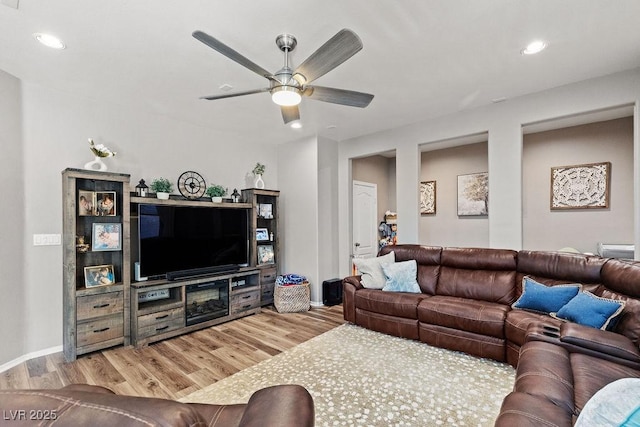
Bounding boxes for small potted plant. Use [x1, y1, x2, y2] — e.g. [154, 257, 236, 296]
[150, 177, 173, 200]
[205, 184, 228, 202]
[252, 162, 266, 189]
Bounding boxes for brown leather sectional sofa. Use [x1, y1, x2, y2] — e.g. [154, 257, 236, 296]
[0, 383, 314, 426]
[343, 244, 640, 426]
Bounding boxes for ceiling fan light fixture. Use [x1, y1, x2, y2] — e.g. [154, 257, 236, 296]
[271, 86, 302, 106]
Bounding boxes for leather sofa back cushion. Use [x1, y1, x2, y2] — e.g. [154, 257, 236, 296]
[437, 248, 517, 304]
[517, 250, 606, 284]
[599, 260, 640, 344]
[381, 244, 442, 295]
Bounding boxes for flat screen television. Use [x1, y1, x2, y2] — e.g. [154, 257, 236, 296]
[138, 204, 249, 279]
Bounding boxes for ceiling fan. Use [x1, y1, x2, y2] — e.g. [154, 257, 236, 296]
[192, 28, 374, 125]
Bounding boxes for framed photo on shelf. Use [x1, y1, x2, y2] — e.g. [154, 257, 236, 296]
[78, 190, 95, 216]
[92, 223, 122, 251]
[84, 264, 115, 288]
[257, 244, 275, 265]
[258, 203, 273, 219]
[256, 228, 269, 241]
[95, 191, 116, 216]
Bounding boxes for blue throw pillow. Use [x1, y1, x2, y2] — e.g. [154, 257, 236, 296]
[554, 291, 625, 330]
[382, 260, 421, 293]
[512, 276, 581, 314]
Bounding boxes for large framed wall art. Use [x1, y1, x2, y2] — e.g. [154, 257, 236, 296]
[550, 161, 611, 210]
[457, 172, 488, 216]
[420, 181, 436, 215]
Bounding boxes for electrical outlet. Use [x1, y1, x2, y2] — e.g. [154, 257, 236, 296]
[33, 234, 62, 246]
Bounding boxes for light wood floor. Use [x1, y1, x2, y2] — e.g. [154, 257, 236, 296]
[0, 305, 344, 400]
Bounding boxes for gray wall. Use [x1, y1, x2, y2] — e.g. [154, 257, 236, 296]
[338, 68, 640, 277]
[352, 155, 396, 223]
[420, 142, 489, 247]
[522, 117, 634, 253]
[0, 70, 25, 364]
[0, 79, 279, 367]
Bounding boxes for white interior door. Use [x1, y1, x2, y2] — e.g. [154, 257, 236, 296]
[352, 180, 378, 259]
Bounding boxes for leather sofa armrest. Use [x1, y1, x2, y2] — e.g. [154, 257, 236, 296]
[239, 384, 314, 427]
[342, 275, 363, 289]
[342, 276, 362, 323]
[559, 322, 640, 363]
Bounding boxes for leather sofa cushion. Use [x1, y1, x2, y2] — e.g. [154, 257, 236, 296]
[600, 259, 640, 345]
[571, 352, 640, 414]
[517, 250, 606, 284]
[505, 309, 563, 347]
[514, 341, 575, 413]
[417, 296, 508, 338]
[419, 323, 506, 361]
[437, 248, 517, 304]
[495, 391, 574, 427]
[0, 388, 209, 427]
[354, 288, 427, 319]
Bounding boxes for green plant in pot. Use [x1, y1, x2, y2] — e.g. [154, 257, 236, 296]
[206, 184, 227, 202]
[150, 177, 173, 200]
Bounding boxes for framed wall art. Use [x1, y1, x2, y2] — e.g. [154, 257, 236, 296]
[550, 161, 611, 210]
[420, 181, 436, 215]
[457, 172, 488, 216]
[92, 223, 122, 251]
[84, 264, 115, 287]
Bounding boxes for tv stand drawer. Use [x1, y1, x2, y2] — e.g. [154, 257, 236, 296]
[231, 289, 260, 314]
[77, 291, 124, 321]
[77, 314, 124, 347]
[137, 307, 184, 339]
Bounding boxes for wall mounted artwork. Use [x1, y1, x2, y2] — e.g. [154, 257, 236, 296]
[457, 172, 488, 216]
[550, 162, 611, 210]
[420, 181, 436, 215]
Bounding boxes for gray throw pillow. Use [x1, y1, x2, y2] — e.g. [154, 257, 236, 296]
[353, 251, 395, 289]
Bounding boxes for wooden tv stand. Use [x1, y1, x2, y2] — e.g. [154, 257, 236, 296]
[130, 268, 260, 347]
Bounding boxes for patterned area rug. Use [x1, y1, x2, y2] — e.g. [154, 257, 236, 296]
[181, 324, 515, 426]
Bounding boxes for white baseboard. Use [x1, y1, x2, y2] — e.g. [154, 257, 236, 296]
[0, 345, 63, 373]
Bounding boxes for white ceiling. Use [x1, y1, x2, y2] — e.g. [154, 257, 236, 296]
[2, 0, 640, 146]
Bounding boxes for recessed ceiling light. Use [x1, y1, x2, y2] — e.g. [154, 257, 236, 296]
[290, 121, 302, 129]
[33, 33, 66, 49]
[521, 40, 547, 55]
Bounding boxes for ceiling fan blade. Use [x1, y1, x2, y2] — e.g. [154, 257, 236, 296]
[281, 105, 300, 124]
[292, 29, 363, 85]
[200, 88, 270, 100]
[193, 30, 274, 80]
[303, 85, 374, 108]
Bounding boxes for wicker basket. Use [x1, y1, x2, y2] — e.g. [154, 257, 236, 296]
[274, 282, 310, 313]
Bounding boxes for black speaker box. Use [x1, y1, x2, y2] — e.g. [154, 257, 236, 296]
[323, 278, 343, 306]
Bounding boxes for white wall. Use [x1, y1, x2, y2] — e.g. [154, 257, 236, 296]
[0, 70, 26, 364]
[1, 80, 279, 365]
[338, 68, 640, 276]
[318, 137, 341, 290]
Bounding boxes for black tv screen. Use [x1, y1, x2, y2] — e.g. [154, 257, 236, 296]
[138, 204, 249, 278]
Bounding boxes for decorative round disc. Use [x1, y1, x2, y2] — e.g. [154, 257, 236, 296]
[178, 171, 206, 199]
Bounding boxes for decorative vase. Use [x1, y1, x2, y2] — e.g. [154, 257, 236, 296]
[156, 192, 170, 200]
[84, 156, 108, 172]
[211, 196, 223, 203]
[254, 174, 265, 189]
